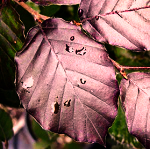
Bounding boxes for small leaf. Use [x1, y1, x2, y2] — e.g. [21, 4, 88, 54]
[120, 72, 150, 148]
[31, 0, 81, 6]
[79, 0, 150, 51]
[0, 5, 24, 106]
[15, 18, 119, 145]
[0, 108, 14, 142]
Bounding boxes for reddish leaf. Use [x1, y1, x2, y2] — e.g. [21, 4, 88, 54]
[120, 72, 150, 148]
[31, 0, 81, 6]
[15, 18, 119, 145]
[79, 0, 150, 51]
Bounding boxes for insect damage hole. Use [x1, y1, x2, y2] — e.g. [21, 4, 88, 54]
[70, 36, 75, 41]
[21, 77, 34, 93]
[80, 78, 86, 84]
[64, 99, 71, 107]
[65, 44, 74, 53]
[22, 76, 34, 89]
[76, 47, 86, 55]
[54, 101, 60, 114]
[53, 96, 60, 114]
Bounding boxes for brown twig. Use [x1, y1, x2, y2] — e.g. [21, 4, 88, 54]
[110, 59, 150, 79]
[13, 0, 49, 22]
[111, 59, 150, 70]
[110, 59, 128, 79]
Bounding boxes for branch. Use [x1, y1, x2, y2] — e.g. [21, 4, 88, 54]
[80, 5, 150, 23]
[13, 0, 49, 22]
[110, 59, 150, 79]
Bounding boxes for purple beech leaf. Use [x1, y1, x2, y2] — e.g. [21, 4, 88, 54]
[79, 0, 150, 51]
[31, 0, 81, 6]
[120, 72, 150, 148]
[15, 18, 119, 145]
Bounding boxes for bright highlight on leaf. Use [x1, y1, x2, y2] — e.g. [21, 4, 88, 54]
[22, 76, 34, 89]
[15, 18, 119, 145]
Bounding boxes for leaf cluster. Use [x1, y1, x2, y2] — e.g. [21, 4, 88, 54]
[1, 0, 150, 149]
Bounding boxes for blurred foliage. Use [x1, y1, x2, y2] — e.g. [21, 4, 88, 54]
[29, 115, 85, 149]
[39, 5, 60, 17]
[0, 108, 13, 145]
[13, 1, 36, 35]
[0, 142, 2, 149]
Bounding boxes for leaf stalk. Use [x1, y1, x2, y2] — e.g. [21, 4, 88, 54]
[13, 0, 49, 22]
[110, 59, 150, 79]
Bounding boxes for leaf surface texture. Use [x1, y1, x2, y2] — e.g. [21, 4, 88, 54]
[15, 18, 119, 144]
[79, 0, 150, 51]
[120, 72, 150, 148]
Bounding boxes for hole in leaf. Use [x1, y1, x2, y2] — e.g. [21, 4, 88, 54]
[80, 78, 86, 84]
[65, 44, 74, 53]
[54, 101, 60, 114]
[76, 47, 86, 55]
[64, 99, 71, 107]
[70, 36, 75, 41]
[22, 77, 34, 89]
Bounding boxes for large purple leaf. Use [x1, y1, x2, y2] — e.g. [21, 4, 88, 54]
[15, 18, 119, 145]
[79, 0, 150, 51]
[31, 0, 81, 6]
[120, 72, 150, 148]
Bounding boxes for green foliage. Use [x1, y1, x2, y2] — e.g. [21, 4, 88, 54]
[39, 5, 60, 17]
[109, 99, 144, 148]
[30, 116, 59, 148]
[0, 5, 24, 107]
[106, 44, 150, 71]
[33, 141, 51, 149]
[31, 118, 52, 142]
[0, 108, 13, 142]
[64, 142, 83, 149]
